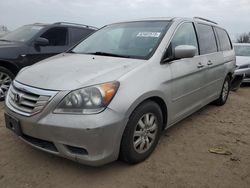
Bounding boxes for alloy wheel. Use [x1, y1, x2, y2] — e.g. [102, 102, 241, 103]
[222, 80, 229, 102]
[133, 113, 158, 154]
[0, 72, 12, 99]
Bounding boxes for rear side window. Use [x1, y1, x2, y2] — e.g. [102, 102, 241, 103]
[196, 24, 217, 55]
[171, 22, 199, 55]
[70, 28, 94, 45]
[215, 28, 232, 51]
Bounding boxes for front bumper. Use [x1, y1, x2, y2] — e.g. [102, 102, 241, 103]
[5, 96, 127, 166]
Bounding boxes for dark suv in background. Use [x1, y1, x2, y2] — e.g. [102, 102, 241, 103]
[0, 22, 97, 100]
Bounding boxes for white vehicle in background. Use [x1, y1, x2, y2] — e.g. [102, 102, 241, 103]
[231, 43, 250, 91]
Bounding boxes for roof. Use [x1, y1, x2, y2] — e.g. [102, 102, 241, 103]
[53, 22, 98, 30]
[131, 17, 174, 21]
[25, 22, 98, 30]
[112, 17, 218, 26]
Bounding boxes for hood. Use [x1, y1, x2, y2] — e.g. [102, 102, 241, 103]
[0, 40, 23, 48]
[236, 56, 250, 67]
[0, 40, 26, 59]
[16, 53, 145, 90]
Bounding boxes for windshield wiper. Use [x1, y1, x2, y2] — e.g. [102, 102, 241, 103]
[87, 52, 131, 58]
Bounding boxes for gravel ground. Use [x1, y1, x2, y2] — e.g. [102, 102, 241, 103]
[0, 86, 250, 188]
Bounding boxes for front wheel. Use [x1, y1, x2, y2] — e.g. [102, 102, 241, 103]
[120, 100, 163, 164]
[213, 76, 231, 106]
[0, 67, 14, 101]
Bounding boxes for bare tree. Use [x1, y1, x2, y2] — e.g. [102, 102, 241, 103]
[0, 25, 9, 37]
[237, 33, 250, 43]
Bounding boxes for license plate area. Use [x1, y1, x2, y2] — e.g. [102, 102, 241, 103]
[5, 113, 22, 136]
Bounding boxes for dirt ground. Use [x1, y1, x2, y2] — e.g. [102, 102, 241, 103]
[0, 86, 250, 188]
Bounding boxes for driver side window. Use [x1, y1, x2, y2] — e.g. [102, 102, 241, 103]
[170, 22, 199, 56]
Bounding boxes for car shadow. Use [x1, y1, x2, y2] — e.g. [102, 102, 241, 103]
[241, 82, 250, 87]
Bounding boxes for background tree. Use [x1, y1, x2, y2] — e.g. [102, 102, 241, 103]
[237, 32, 250, 43]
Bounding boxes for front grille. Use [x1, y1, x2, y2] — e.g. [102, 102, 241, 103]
[7, 81, 58, 116]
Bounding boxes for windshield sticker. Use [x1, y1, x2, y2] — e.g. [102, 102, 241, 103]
[136, 32, 161, 38]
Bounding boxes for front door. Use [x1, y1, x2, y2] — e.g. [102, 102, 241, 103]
[167, 22, 207, 123]
[26, 27, 70, 65]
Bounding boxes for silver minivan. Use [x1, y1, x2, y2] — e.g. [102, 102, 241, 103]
[5, 17, 235, 166]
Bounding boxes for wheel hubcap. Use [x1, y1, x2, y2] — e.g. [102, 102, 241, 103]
[222, 80, 229, 102]
[0, 72, 12, 99]
[133, 113, 158, 154]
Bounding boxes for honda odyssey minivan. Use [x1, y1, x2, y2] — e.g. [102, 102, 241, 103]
[5, 17, 235, 166]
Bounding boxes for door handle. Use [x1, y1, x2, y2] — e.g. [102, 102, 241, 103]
[197, 62, 204, 68]
[207, 60, 213, 66]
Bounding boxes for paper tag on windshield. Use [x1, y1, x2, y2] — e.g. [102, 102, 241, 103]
[137, 32, 161, 38]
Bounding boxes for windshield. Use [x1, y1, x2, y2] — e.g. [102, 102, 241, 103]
[234, 45, 250, 56]
[0, 25, 44, 42]
[72, 21, 170, 59]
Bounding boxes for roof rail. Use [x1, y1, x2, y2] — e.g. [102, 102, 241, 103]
[193, 17, 218, 25]
[54, 22, 98, 30]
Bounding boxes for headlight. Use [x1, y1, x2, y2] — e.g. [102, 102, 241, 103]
[54, 81, 119, 114]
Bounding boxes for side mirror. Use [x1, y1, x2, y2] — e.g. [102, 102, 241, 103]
[174, 45, 197, 59]
[34, 37, 49, 46]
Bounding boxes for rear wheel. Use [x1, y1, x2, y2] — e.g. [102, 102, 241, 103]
[120, 100, 163, 164]
[214, 76, 231, 106]
[0, 67, 14, 101]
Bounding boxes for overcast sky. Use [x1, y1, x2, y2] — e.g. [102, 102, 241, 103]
[1, 0, 250, 39]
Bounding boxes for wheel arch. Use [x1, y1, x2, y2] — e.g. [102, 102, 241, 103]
[0, 60, 19, 75]
[125, 91, 169, 130]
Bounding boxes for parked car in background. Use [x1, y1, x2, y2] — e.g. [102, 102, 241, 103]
[5, 17, 235, 166]
[0, 22, 97, 100]
[231, 43, 250, 91]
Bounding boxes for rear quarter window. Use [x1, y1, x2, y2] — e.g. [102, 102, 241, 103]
[196, 24, 218, 55]
[215, 28, 232, 51]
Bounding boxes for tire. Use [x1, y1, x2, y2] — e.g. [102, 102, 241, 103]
[213, 75, 231, 106]
[0, 66, 15, 101]
[120, 100, 163, 164]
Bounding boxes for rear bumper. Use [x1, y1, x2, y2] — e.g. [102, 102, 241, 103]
[5, 105, 127, 166]
[234, 67, 250, 75]
[243, 78, 250, 83]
